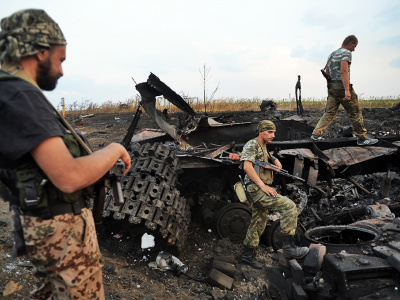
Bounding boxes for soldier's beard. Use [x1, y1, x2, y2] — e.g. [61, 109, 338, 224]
[36, 57, 60, 91]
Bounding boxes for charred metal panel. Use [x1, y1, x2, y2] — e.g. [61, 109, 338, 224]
[307, 162, 319, 187]
[293, 155, 304, 182]
[181, 120, 313, 148]
[147, 73, 195, 116]
[177, 155, 229, 169]
[322, 253, 395, 299]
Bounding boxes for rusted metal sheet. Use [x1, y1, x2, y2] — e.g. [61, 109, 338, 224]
[203, 142, 235, 159]
[130, 129, 167, 142]
[279, 148, 319, 161]
[323, 146, 398, 168]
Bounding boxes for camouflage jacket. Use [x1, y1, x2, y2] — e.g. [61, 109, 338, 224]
[240, 139, 273, 185]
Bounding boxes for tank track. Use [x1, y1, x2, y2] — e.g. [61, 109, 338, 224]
[103, 142, 191, 250]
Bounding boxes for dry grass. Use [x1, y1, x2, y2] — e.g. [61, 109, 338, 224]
[59, 95, 400, 115]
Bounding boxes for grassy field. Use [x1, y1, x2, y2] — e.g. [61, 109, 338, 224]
[59, 95, 400, 115]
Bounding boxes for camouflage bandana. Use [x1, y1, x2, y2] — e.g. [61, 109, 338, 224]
[0, 9, 66, 65]
[256, 120, 276, 133]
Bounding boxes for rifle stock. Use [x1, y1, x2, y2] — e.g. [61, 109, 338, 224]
[321, 69, 331, 83]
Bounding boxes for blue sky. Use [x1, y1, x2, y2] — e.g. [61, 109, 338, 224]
[2, 0, 400, 108]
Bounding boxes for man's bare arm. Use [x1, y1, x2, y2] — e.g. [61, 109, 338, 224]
[341, 60, 351, 100]
[243, 160, 277, 197]
[31, 137, 131, 193]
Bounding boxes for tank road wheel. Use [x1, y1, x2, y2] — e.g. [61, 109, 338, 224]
[215, 203, 251, 243]
[103, 143, 191, 251]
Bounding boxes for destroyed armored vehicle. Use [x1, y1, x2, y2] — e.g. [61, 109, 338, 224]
[101, 73, 400, 299]
[102, 73, 400, 256]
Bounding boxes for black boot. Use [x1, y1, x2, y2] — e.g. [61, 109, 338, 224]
[239, 246, 263, 269]
[282, 235, 309, 259]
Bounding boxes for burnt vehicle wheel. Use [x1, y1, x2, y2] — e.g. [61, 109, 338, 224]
[103, 142, 191, 251]
[215, 203, 251, 243]
[266, 219, 306, 252]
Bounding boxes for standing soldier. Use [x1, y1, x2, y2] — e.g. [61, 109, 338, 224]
[0, 9, 131, 299]
[311, 35, 378, 145]
[239, 120, 309, 269]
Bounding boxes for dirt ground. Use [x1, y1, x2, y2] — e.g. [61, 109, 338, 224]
[1, 104, 400, 299]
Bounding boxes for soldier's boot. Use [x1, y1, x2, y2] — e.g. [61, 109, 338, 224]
[239, 246, 263, 269]
[282, 235, 309, 260]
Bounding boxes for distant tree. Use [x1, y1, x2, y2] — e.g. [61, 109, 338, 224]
[199, 63, 220, 115]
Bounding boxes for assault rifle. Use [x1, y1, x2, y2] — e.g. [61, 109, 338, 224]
[93, 159, 125, 223]
[320, 69, 331, 83]
[220, 151, 305, 182]
[253, 160, 305, 182]
[109, 159, 125, 205]
[321, 54, 333, 84]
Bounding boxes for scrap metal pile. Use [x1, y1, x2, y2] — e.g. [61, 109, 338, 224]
[103, 73, 400, 299]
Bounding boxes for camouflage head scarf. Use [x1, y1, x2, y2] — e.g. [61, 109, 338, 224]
[256, 120, 276, 134]
[0, 9, 66, 65]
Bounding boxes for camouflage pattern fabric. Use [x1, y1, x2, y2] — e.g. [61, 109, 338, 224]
[312, 82, 367, 139]
[243, 184, 297, 248]
[240, 139, 273, 186]
[256, 120, 276, 134]
[0, 9, 66, 65]
[20, 208, 105, 300]
[326, 48, 352, 82]
[241, 133, 297, 248]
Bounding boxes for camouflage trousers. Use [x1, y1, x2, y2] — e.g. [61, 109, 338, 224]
[20, 208, 105, 300]
[243, 184, 297, 248]
[312, 83, 367, 139]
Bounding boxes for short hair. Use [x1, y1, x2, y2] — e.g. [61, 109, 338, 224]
[342, 35, 358, 46]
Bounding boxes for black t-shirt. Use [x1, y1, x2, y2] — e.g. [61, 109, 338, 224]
[0, 79, 64, 169]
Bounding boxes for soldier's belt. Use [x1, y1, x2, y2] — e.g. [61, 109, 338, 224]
[22, 198, 87, 219]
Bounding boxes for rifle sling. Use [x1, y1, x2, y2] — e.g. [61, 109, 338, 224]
[45, 98, 93, 155]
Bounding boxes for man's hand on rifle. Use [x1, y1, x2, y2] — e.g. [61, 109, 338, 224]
[228, 152, 240, 160]
[243, 161, 278, 197]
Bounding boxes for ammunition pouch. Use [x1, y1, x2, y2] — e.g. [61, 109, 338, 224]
[11, 120, 95, 212]
[259, 168, 274, 185]
[234, 182, 247, 203]
[14, 161, 89, 211]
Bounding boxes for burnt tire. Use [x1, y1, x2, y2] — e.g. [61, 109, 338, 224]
[103, 142, 191, 251]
